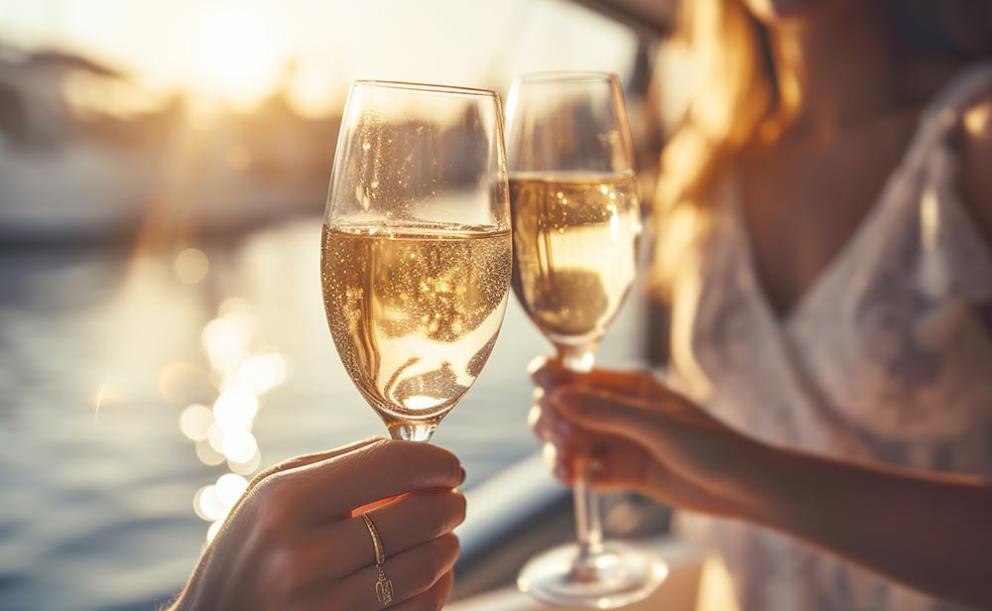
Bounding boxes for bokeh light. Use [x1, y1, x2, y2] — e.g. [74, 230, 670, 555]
[195, 440, 226, 466]
[193, 484, 226, 521]
[213, 389, 258, 432]
[180, 299, 288, 539]
[179, 403, 213, 441]
[214, 473, 249, 507]
[231, 353, 289, 395]
[229, 451, 262, 476]
[173, 248, 209, 284]
[222, 430, 258, 464]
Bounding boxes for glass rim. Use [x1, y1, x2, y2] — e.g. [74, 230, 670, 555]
[513, 71, 618, 84]
[351, 79, 499, 98]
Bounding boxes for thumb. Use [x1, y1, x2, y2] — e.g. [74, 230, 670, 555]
[552, 387, 664, 450]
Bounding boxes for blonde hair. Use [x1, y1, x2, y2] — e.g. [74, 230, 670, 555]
[651, 0, 773, 294]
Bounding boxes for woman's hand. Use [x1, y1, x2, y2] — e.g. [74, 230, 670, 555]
[529, 357, 771, 521]
[532, 358, 992, 608]
[172, 438, 466, 611]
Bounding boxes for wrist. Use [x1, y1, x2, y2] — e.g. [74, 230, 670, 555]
[722, 436, 800, 528]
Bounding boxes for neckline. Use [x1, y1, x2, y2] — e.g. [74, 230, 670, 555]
[727, 161, 912, 327]
[729, 62, 992, 326]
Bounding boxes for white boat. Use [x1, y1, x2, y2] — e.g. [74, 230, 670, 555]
[0, 46, 331, 246]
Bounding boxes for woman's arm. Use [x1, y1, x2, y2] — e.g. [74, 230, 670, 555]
[748, 438, 992, 608]
[531, 361, 992, 609]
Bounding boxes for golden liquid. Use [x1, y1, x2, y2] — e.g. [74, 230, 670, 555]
[321, 224, 511, 430]
[509, 173, 640, 347]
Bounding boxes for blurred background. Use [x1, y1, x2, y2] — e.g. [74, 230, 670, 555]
[0, 1, 672, 609]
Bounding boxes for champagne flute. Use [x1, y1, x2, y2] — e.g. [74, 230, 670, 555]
[321, 80, 512, 443]
[508, 72, 667, 608]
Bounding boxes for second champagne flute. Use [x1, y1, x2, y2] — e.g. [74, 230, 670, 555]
[508, 72, 667, 608]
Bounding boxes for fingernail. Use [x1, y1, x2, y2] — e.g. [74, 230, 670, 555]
[458, 466, 467, 485]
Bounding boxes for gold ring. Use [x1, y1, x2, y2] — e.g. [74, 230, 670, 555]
[362, 513, 387, 565]
[362, 513, 394, 607]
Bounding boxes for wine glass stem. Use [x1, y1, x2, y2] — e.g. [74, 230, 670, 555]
[388, 421, 437, 442]
[557, 345, 604, 564]
[574, 478, 604, 560]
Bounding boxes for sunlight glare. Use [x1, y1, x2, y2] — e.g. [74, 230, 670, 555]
[190, 2, 286, 110]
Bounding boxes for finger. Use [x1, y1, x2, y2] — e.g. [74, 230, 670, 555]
[249, 437, 383, 491]
[332, 533, 460, 609]
[229, 438, 384, 522]
[269, 439, 463, 520]
[389, 571, 453, 611]
[533, 392, 630, 454]
[553, 441, 652, 493]
[551, 387, 664, 449]
[530, 393, 581, 444]
[280, 489, 465, 583]
[531, 359, 674, 403]
[529, 356, 569, 389]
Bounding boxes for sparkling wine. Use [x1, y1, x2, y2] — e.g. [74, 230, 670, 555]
[509, 173, 640, 347]
[321, 223, 511, 431]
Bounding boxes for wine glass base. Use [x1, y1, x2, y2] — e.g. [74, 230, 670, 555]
[517, 541, 668, 609]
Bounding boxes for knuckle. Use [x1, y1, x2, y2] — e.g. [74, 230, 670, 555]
[329, 596, 352, 611]
[422, 505, 450, 541]
[264, 544, 304, 598]
[253, 475, 295, 534]
[383, 441, 458, 483]
[429, 493, 466, 537]
[408, 555, 437, 592]
[359, 438, 395, 463]
[437, 533, 459, 570]
[416, 535, 456, 587]
[453, 492, 467, 526]
[319, 597, 346, 611]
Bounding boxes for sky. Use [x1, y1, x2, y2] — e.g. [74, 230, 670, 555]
[0, 0, 638, 116]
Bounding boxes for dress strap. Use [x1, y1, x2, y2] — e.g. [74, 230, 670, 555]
[905, 63, 992, 300]
[904, 62, 992, 167]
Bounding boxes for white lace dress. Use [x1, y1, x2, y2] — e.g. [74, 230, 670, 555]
[665, 64, 992, 611]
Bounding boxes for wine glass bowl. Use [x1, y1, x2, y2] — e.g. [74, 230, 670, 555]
[321, 81, 511, 442]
